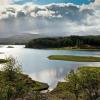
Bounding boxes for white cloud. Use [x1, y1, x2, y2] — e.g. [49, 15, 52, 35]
[0, 2, 100, 37]
[0, 3, 93, 19]
[35, 10, 55, 17]
[0, 0, 13, 5]
[94, 0, 100, 6]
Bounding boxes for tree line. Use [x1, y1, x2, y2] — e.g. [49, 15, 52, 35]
[26, 35, 100, 49]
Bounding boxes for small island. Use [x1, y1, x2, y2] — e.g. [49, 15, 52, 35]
[48, 55, 100, 62]
[7, 46, 14, 48]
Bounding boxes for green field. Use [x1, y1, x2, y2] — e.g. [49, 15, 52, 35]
[48, 55, 100, 62]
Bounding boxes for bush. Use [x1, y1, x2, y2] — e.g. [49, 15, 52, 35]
[65, 67, 100, 100]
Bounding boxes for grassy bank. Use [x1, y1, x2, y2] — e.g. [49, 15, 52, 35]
[0, 72, 49, 91]
[48, 55, 100, 62]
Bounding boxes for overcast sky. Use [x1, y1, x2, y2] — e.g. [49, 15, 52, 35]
[0, 0, 100, 37]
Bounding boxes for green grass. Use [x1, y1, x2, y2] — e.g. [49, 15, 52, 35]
[48, 55, 100, 62]
[0, 59, 8, 64]
[32, 81, 49, 91]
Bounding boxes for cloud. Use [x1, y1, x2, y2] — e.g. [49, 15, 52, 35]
[94, 0, 100, 6]
[0, 3, 94, 20]
[0, 0, 13, 5]
[0, 2, 100, 37]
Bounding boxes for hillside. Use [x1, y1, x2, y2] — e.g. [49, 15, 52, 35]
[26, 35, 100, 49]
[0, 34, 47, 44]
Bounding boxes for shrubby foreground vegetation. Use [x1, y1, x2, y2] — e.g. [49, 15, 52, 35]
[26, 35, 100, 49]
[0, 57, 100, 100]
[0, 57, 49, 100]
[51, 67, 100, 100]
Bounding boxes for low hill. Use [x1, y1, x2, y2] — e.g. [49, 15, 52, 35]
[25, 35, 100, 49]
[0, 34, 47, 44]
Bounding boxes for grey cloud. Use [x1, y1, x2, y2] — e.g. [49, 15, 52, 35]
[0, 3, 94, 20]
[0, 3, 99, 37]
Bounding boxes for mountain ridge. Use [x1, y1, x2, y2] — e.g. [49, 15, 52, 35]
[0, 33, 47, 44]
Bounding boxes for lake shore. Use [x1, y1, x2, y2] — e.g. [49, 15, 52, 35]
[48, 47, 100, 51]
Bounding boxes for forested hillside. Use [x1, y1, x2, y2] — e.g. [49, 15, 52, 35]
[26, 35, 100, 49]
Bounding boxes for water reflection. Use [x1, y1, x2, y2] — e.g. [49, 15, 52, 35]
[0, 45, 100, 89]
[29, 63, 79, 89]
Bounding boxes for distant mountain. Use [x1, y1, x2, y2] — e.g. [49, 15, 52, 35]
[0, 34, 47, 44]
